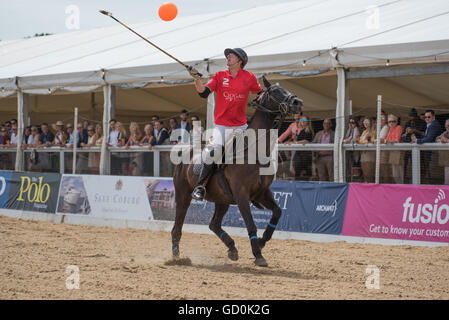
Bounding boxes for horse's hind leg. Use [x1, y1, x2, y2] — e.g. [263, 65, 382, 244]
[256, 189, 282, 249]
[171, 192, 191, 258]
[209, 203, 238, 261]
[236, 199, 267, 267]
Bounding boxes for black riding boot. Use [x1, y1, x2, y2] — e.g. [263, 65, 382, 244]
[192, 162, 215, 200]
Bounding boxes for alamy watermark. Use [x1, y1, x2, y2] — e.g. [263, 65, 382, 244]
[169, 122, 279, 175]
[65, 265, 80, 290]
[65, 5, 80, 30]
[365, 5, 380, 30]
[365, 265, 380, 290]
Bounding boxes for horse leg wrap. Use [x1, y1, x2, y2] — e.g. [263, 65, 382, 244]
[262, 223, 277, 242]
[172, 245, 180, 257]
[219, 231, 235, 249]
[250, 236, 262, 258]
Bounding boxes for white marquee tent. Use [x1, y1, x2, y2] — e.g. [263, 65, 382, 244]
[1, 0, 449, 123]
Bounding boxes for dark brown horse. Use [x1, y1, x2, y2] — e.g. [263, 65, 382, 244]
[171, 77, 302, 267]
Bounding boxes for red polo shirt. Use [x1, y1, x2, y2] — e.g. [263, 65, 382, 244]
[205, 69, 262, 126]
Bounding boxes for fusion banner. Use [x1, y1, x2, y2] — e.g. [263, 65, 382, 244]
[6, 172, 61, 213]
[0, 171, 12, 208]
[56, 175, 157, 221]
[185, 181, 348, 235]
[342, 184, 449, 243]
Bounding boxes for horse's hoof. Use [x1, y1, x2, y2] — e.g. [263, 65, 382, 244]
[228, 248, 239, 261]
[258, 238, 266, 249]
[254, 257, 268, 267]
[172, 247, 180, 258]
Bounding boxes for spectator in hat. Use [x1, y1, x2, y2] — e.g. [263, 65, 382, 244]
[52, 120, 67, 146]
[402, 108, 426, 143]
[384, 114, 404, 184]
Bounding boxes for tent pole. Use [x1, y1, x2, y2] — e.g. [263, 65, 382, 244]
[72, 107, 78, 174]
[375, 95, 382, 184]
[15, 90, 28, 172]
[334, 67, 346, 183]
[99, 85, 114, 175]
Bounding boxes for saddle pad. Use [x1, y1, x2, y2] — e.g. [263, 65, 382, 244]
[193, 163, 202, 175]
[192, 153, 202, 175]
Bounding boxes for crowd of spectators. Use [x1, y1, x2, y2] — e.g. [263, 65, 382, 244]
[338, 108, 447, 184]
[0, 109, 201, 173]
[1, 108, 448, 183]
[275, 108, 448, 184]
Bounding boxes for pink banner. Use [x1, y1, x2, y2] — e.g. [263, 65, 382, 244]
[342, 184, 449, 243]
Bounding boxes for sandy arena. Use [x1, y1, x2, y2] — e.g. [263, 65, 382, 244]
[1, 214, 448, 300]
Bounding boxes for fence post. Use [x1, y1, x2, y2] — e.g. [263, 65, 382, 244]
[412, 146, 421, 185]
[375, 95, 382, 184]
[60, 150, 65, 174]
[153, 149, 160, 177]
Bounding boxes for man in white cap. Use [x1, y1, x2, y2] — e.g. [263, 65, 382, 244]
[187, 48, 263, 200]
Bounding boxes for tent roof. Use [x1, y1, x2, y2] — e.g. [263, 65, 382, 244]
[1, 0, 449, 92]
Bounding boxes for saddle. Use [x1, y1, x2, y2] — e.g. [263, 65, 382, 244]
[192, 130, 265, 209]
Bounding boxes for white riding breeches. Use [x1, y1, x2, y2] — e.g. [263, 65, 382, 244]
[210, 124, 248, 146]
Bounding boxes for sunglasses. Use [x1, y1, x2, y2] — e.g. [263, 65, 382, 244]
[388, 120, 397, 123]
[300, 118, 308, 122]
[425, 116, 432, 119]
[349, 121, 356, 124]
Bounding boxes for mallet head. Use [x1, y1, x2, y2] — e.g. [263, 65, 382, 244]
[99, 10, 112, 16]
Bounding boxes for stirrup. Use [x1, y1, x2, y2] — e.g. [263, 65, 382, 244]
[192, 185, 206, 200]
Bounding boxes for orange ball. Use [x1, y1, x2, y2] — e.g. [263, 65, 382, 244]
[158, 2, 178, 21]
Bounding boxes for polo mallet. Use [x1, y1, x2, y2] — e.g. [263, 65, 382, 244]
[99, 10, 202, 78]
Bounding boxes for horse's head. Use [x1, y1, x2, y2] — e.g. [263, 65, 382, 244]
[258, 76, 303, 117]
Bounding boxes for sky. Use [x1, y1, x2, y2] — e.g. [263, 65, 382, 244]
[0, 0, 298, 41]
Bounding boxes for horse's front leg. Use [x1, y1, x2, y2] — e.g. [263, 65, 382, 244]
[236, 199, 267, 267]
[256, 189, 282, 249]
[171, 192, 191, 258]
[209, 203, 238, 261]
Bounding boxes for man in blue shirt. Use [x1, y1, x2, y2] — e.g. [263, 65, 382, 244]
[411, 110, 442, 184]
[39, 123, 54, 146]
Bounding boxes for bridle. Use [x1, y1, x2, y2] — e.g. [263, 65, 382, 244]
[249, 84, 300, 129]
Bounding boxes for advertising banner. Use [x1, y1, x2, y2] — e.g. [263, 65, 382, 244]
[0, 171, 12, 208]
[185, 181, 348, 235]
[6, 172, 61, 213]
[342, 184, 449, 243]
[56, 175, 156, 221]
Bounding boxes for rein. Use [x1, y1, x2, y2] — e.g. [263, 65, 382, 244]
[248, 85, 296, 130]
